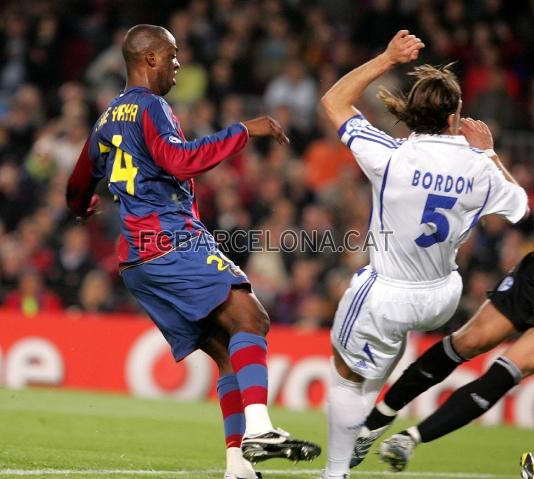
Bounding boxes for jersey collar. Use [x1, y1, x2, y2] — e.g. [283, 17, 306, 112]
[120, 86, 153, 96]
[408, 132, 469, 146]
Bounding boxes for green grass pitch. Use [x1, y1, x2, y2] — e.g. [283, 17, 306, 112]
[0, 387, 529, 478]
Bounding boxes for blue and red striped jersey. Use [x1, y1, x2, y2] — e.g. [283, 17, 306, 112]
[67, 86, 248, 267]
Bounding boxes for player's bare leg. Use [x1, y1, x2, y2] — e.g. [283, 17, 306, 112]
[201, 328, 260, 479]
[214, 287, 321, 464]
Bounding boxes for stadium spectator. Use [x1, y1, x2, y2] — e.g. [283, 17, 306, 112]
[0, 12, 28, 109]
[165, 42, 208, 106]
[0, 162, 36, 230]
[3, 269, 62, 316]
[264, 59, 318, 131]
[303, 115, 357, 192]
[275, 258, 323, 325]
[85, 27, 127, 93]
[27, 14, 63, 90]
[77, 269, 115, 313]
[48, 224, 96, 307]
[0, 237, 25, 302]
[254, 14, 292, 86]
[246, 219, 290, 313]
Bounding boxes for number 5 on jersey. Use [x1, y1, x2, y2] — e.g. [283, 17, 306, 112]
[109, 134, 138, 195]
[415, 193, 458, 248]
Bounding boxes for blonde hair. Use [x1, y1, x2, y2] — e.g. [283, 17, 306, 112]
[378, 63, 461, 134]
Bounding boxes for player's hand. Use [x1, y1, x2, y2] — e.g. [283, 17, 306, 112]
[459, 118, 494, 150]
[77, 194, 100, 220]
[242, 116, 290, 145]
[384, 30, 425, 65]
[449, 99, 463, 135]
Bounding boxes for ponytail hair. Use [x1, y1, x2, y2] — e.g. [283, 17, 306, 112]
[378, 63, 461, 134]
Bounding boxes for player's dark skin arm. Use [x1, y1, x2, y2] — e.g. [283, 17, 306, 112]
[241, 116, 289, 145]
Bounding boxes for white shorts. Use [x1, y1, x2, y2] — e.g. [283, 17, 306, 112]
[331, 266, 462, 379]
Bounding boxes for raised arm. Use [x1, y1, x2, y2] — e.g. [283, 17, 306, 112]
[321, 30, 425, 129]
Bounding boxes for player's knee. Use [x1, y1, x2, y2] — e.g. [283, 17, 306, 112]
[228, 306, 270, 336]
[250, 309, 270, 336]
[452, 332, 491, 360]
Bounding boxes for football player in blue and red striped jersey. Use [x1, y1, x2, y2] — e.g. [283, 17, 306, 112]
[67, 24, 320, 479]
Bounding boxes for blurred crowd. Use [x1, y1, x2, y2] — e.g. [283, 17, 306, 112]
[0, 0, 533, 332]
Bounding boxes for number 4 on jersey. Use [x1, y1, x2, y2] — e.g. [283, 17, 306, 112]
[109, 134, 138, 195]
[415, 193, 458, 248]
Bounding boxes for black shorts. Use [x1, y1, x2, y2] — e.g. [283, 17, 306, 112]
[487, 251, 534, 331]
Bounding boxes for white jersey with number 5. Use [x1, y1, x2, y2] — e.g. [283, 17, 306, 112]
[339, 114, 528, 282]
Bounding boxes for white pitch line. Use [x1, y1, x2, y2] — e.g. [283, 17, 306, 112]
[0, 470, 517, 478]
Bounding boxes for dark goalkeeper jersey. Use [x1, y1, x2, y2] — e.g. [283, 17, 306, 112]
[67, 86, 248, 268]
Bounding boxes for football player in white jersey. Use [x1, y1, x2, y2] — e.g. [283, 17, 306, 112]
[318, 30, 529, 479]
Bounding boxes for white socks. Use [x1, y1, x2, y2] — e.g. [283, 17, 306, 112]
[226, 447, 256, 479]
[324, 360, 384, 478]
[244, 404, 273, 435]
[406, 426, 422, 443]
[324, 362, 366, 478]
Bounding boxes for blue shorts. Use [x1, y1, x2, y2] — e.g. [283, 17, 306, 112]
[122, 233, 250, 361]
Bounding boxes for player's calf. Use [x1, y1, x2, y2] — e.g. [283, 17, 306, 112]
[416, 355, 521, 444]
